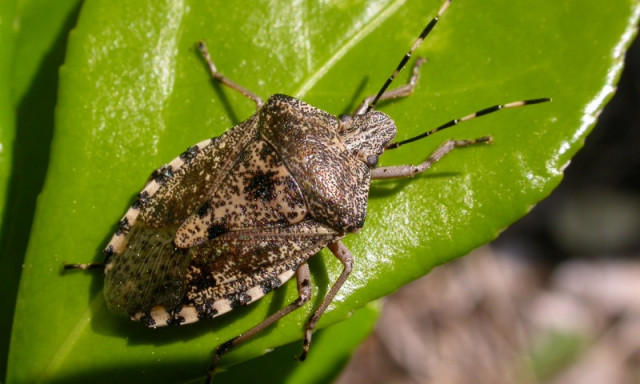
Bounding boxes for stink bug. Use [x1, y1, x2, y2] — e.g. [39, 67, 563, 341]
[64, 0, 550, 382]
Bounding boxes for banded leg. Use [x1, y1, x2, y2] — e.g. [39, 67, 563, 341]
[371, 137, 491, 180]
[353, 57, 426, 115]
[206, 263, 312, 383]
[299, 240, 353, 361]
[198, 41, 264, 109]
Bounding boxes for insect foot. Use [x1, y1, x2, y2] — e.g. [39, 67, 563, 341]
[63, 0, 550, 381]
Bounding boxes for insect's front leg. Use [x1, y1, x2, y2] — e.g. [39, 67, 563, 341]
[206, 263, 312, 383]
[371, 137, 492, 180]
[353, 57, 426, 115]
[198, 41, 264, 109]
[300, 240, 353, 361]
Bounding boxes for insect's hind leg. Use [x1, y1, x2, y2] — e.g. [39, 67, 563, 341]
[300, 240, 353, 361]
[371, 137, 492, 180]
[198, 41, 264, 109]
[206, 263, 312, 383]
[353, 57, 426, 115]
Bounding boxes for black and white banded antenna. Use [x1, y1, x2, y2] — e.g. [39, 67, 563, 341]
[361, 0, 551, 149]
[366, 0, 453, 113]
[387, 98, 551, 150]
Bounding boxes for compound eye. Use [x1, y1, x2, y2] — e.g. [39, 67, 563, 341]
[366, 154, 379, 168]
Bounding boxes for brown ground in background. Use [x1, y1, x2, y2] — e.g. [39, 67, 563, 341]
[338, 247, 640, 384]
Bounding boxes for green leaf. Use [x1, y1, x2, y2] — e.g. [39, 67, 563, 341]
[0, 0, 16, 221]
[7, 0, 639, 383]
[0, 0, 17, 376]
[0, 0, 83, 379]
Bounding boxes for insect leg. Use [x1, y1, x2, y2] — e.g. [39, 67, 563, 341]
[373, 98, 550, 179]
[198, 41, 264, 109]
[352, 57, 426, 115]
[363, 0, 453, 113]
[206, 263, 312, 383]
[61, 262, 105, 272]
[371, 137, 492, 180]
[299, 240, 353, 361]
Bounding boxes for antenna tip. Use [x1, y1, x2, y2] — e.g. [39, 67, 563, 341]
[526, 97, 552, 105]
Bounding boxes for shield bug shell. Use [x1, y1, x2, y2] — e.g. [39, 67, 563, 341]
[64, 0, 550, 382]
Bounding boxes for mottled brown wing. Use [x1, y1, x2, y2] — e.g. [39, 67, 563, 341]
[130, 220, 341, 327]
[181, 221, 340, 321]
[103, 116, 261, 317]
[104, 224, 188, 318]
[174, 137, 309, 248]
[139, 115, 261, 228]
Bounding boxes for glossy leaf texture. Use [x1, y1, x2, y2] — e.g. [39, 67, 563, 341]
[0, 0, 83, 380]
[7, 0, 639, 383]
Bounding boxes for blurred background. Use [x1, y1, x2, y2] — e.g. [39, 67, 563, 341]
[337, 35, 640, 384]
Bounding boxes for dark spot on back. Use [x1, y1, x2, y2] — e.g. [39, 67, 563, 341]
[245, 170, 278, 202]
[187, 264, 218, 294]
[207, 224, 227, 239]
[197, 202, 211, 218]
[258, 143, 274, 161]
